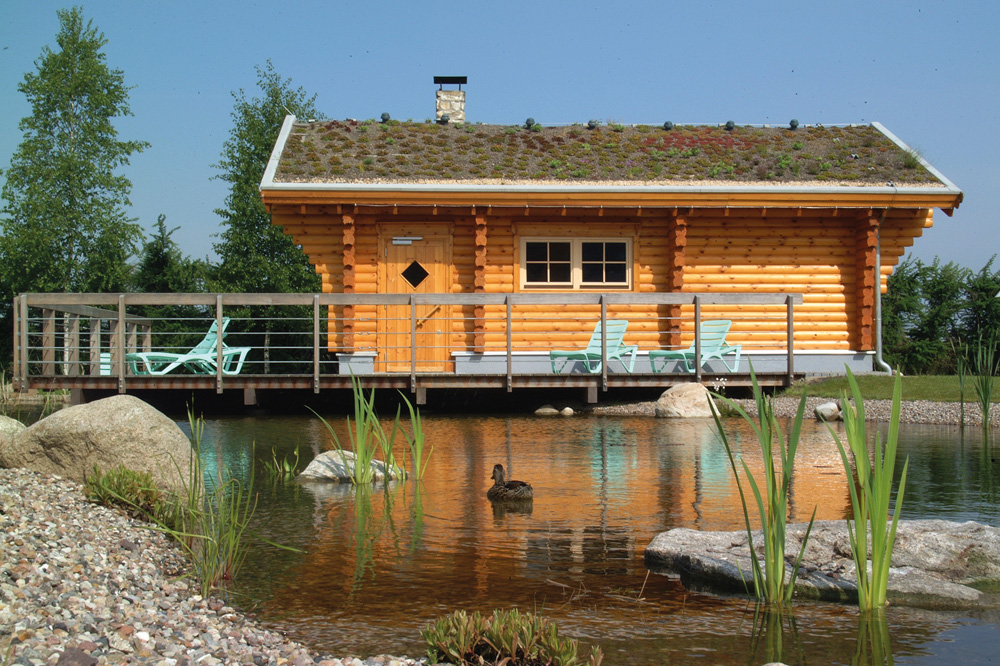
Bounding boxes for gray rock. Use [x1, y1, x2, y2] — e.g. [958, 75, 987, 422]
[560, 407, 575, 416]
[0, 414, 27, 442]
[654, 383, 719, 418]
[814, 401, 841, 421]
[0, 395, 192, 492]
[55, 647, 97, 666]
[534, 404, 559, 416]
[644, 519, 1000, 609]
[298, 450, 405, 483]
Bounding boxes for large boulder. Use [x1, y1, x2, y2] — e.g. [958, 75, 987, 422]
[0, 414, 27, 442]
[0, 395, 192, 492]
[298, 450, 405, 483]
[655, 383, 719, 418]
[645, 519, 1000, 609]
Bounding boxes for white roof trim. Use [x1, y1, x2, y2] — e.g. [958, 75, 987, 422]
[260, 114, 297, 190]
[871, 121, 961, 192]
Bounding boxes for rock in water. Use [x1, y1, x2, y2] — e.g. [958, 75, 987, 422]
[645, 519, 1000, 609]
[298, 450, 405, 483]
[655, 383, 719, 418]
[814, 401, 841, 421]
[0, 395, 192, 491]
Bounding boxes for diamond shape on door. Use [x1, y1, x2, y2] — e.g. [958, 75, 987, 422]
[401, 261, 429, 288]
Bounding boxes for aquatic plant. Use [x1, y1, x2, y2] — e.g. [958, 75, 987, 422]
[262, 445, 300, 486]
[400, 390, 433, 480]
[827, 368, 908, 610]
[854, 609, 894, 666]
[311, 377, 430, 484]
[422, 608, 603, 666]
[968, 331, 999, 433]
[712, 366, 817, 604]
[145, 409, 284, 597]
[311, 375, 387, 484]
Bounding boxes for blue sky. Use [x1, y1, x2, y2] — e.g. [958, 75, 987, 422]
[2, 0, 998, 269]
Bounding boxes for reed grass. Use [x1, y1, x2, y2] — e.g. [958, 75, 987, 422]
[158, 410, 261, 596]
[713, 366, 816, 605]
[400, 390, 433, 479]
[854, 608, 893, 665]
[969, 332, 999, 432]
[311, 376, 431, 484]
[827, 368, 908, 610]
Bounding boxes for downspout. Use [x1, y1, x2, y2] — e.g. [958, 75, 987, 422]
[873, 199, 893, 373]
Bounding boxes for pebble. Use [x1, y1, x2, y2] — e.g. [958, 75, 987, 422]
[0, 468, 430, 666]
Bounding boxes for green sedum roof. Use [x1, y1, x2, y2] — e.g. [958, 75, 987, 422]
[273, 119, 946, 187]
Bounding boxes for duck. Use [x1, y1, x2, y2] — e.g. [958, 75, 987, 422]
[487, 463, 533, 501]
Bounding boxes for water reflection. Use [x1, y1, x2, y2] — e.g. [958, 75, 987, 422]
[189, 413, 1000, 665]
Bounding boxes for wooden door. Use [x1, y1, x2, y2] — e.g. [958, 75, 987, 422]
[378, 228, 452, 372]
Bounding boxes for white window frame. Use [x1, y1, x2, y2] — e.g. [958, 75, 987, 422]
[519, 237, 632, 290]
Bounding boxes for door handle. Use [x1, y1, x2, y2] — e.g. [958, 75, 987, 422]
[417, 305, 441, 326]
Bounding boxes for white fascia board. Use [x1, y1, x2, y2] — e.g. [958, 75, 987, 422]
[260, 114, 297, 191]
[259, 180, 956, 198]
[871, 121, 962, 194]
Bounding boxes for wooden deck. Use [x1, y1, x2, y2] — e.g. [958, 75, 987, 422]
[12, 292, 834, 405]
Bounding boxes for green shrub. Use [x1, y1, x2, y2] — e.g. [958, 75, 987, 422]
[84, 465, 165, 521]
[422, 609, 603, 666]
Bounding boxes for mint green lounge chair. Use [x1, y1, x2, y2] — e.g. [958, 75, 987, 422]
[550, 319, 638, 374]
[127, 318, 250, 376]
[650, 319, 741, 373]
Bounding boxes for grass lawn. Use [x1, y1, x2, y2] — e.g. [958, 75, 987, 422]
[780, 375, 999, 403]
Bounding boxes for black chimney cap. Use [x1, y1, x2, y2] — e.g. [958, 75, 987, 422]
[434, 76, 467, 89]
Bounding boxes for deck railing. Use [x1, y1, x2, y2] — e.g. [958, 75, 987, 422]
[13, 292, 803, 398]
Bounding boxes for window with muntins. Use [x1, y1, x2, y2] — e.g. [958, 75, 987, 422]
[521, 238, 631, 289]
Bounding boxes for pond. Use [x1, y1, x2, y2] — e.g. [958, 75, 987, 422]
[186, 411, 1000, 666]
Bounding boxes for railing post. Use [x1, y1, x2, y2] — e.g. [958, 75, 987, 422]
[216, 295, 224, 394]
[787, 295, 795, 385]
[600, 296, 608, 392]
[506, 295, 513, 392]
[12, 296, 21, 390]
[89, 318, 101, 377]
[41, 309, 55, 377]
[117, 295, 126, 392]
[313, 294, 321, 393]
[410, 294, 417, 394]
[694, 295, 702, 383]
[66, 314, 80, 376]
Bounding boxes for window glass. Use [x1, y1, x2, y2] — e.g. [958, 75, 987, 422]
[549, 263, 572, 283]
[549, 242, 571, 262]
[581, 242, 604, 262]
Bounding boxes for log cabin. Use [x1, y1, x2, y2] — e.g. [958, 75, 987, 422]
[259, 89, 962, 382]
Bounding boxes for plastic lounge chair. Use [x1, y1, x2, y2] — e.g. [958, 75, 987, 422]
[550, 319, 638, 374]
[127, 318, 250, 376]
[649, 319, 741, 373]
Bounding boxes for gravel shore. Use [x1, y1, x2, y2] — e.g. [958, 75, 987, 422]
[590, 395, 1000, 426]
[0, 467, 427, 666]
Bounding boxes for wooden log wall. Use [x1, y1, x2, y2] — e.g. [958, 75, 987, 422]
[272, 204, 933, 356]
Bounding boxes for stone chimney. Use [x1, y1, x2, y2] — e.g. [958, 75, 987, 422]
[434, 76, 467, 123]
